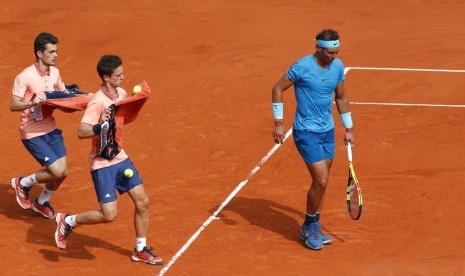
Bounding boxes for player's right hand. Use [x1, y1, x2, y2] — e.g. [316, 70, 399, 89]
[343, 128, 355, 146]
[31, 95, 45, 105]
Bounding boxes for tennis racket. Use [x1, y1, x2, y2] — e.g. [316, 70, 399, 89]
[346, 143, 362, 220]
[96, 104, 120, 160]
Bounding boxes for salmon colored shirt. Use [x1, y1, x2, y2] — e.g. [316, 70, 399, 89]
[12, 63, 65, 139]
[81, 86, 128, 171]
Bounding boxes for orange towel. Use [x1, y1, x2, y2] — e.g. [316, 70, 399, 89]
[42, 81, 150, 120]
[43, 82, 151, 156]
[111, 81, 151, 150]
[115, 81, 151, 125]
[44, 92, 91, 112]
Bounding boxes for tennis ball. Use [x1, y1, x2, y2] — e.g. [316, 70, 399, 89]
[124, 168, 134, 178]
[133, 84, 142, 94]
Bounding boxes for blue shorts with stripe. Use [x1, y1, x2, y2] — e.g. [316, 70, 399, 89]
[293, 128, 335, 164]
[90, 158, 143, 203]
[21, 129, 66, 167]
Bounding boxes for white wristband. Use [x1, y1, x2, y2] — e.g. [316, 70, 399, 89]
[272, 102, 283, 119]
[340, 112, 353, 128]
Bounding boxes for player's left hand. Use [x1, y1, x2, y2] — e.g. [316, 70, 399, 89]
[102, 105, 113, 122]
[272, 124, 285, 144]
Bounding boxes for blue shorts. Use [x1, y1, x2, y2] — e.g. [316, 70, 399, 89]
[21, 129, 67, 167]
[293, 128, 335, 164]
[90, 158, 143, 203]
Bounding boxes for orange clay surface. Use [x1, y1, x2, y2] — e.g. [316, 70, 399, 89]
[1, 1, 465, 275]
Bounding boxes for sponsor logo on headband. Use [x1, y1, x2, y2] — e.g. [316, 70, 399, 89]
[317, 39, 340, 48]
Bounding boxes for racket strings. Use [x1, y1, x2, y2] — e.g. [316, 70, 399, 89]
[348, 179, 360, 217]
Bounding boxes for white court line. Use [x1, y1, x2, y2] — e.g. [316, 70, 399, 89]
[345, 66, 465, 108]
[349, 101, 465, 108]
[158, 130, 293, 276]
[158, 66, 465, 275]
[347, 66, 465, 73]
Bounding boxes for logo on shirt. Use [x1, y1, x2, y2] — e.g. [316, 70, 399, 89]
[29, 106, 44, 122]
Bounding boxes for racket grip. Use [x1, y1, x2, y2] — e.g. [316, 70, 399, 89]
[346, 143, 353, 162]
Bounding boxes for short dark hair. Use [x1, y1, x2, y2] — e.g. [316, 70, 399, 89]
[316, 29, 340, 41]
[34, 32, 58, 59]
[97, 55, 123, 80]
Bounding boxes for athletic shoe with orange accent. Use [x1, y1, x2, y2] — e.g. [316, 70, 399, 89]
[131, 246, 163, 265]
[32, 199, 56, 219]
[10, 177, 32, 209]
[55, 213, 73, 250]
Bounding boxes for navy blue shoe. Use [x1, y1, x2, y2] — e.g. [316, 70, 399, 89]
[300, 222, 323, 250]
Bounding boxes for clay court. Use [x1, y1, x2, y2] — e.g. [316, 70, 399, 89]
[1, 0, 465, 275]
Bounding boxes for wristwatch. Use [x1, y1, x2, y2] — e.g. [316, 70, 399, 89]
[274, 119, 284, 126]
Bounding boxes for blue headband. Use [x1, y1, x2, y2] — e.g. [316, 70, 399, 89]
[317, 39, 340, 48]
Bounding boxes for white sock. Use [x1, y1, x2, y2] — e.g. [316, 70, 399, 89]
[20, 174, 38, 188]
[65, 215, 77, 228]
[136, 237, 147, 251]
[37, 187, 55, 205]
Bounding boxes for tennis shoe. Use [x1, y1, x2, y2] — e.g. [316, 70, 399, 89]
[55, 213, 73, 250]
[11, 177, 32, 209]
[315, 221, 332, 245]
[300, 222, 323, 250]
[131, 246, 163, 265]
[32, 199, 56, 219]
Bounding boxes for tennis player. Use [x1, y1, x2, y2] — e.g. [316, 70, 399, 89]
[10, 32, 69, 219]
[54, 55, 163, 265]
[271, 29, 355, 250]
